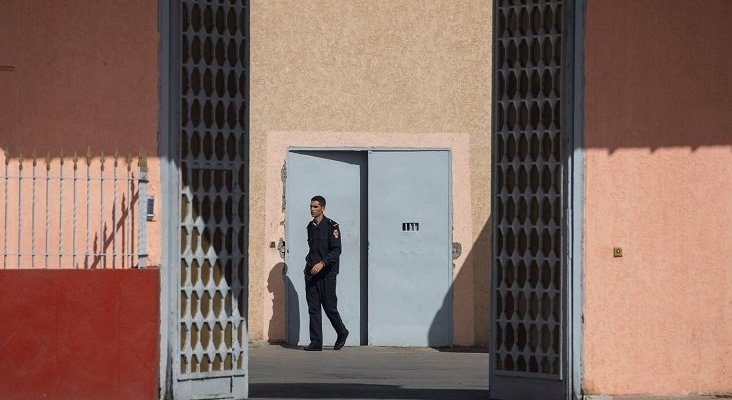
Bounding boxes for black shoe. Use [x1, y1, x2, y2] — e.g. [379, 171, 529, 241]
[334, 329, 349, 350]
[303, 344, 322, 351]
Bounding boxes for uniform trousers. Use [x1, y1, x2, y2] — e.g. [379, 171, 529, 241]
[305, 272, 347, 346]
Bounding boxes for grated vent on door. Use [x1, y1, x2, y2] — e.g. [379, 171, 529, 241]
[493, 0, 563, 378]
[178, 0, 248, 377]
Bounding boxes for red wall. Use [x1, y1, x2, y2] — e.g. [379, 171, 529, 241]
[0, 270, 159, 400]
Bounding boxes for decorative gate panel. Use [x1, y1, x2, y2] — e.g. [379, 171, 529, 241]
[490, 0, 569, 398]
[176, 0, 248, 398]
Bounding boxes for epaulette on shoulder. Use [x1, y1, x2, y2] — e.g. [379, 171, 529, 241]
[328, 219, 339, 227]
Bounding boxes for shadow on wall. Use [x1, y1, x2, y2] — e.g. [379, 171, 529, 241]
[584, 0, 732, 152]
[429, 221, 491, 349]
[0, 149, 147, 269]
[268, 262, 299, 344]
[0, 1, 158, 158]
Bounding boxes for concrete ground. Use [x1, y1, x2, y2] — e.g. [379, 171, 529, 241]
[587, 397, 730, 400]
[249, 343, 489, 400]
[249, 343, 731, 400]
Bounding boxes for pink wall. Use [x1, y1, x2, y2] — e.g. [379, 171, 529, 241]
[0, 0, 158, 155]
[0, 0, 163, 267]
[583, 0, 732, 395]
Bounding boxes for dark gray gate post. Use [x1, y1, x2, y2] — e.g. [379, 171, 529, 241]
[489, 1, 584, 398]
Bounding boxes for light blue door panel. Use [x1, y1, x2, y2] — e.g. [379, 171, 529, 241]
[285, 151, 365, 347]
[367, 150, 452, 346]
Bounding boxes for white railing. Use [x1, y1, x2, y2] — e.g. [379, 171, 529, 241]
[0, 149, 148, 269]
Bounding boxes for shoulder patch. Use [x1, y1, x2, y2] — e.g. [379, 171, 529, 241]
[332, 227, 340, 239]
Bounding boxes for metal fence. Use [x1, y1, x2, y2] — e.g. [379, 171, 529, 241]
[1, 149, 148, 269]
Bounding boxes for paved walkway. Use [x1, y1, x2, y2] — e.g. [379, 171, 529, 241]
[249, 344, 730, 400]
[249, 344, 489, 400]
[587, 397, 728, 400]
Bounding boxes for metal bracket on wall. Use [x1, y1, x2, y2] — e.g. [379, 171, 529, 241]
[452, 242, 462, 260]
[281, 162, 287, 212]
[277, 238, 286, 260]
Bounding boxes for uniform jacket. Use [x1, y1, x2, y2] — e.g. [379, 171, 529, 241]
[305, 216, 342, 275]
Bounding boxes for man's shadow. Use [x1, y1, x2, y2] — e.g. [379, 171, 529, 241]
[268, 262, 300, 346]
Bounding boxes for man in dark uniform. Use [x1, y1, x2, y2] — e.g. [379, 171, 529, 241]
[303, 195, 349, 351]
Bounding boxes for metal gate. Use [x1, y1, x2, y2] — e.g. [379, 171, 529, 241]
[490, 0, 580, 399]
[168, 0, 249, 398]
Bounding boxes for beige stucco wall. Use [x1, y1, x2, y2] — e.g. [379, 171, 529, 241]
[249, 1, 492, 346]
[583, 0, 732, 395]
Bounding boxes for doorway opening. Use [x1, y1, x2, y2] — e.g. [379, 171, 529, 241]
[284, 149, 453, 348]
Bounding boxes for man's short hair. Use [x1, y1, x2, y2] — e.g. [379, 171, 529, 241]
[311, 195, 326, 207]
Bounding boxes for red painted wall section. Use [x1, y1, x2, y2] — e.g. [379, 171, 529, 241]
[0, 270, 159, 400]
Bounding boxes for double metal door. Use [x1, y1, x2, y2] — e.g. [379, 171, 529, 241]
[285, 149, 452, 347]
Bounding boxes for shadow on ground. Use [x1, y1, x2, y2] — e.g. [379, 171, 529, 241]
[249, 383, 487, 399]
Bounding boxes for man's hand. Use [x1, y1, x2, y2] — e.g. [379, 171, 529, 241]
[310, 261, 324, 275]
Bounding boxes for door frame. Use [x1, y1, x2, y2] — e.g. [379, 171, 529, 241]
[566, 1, 586, 398]
[284, 147, 454, 347]
[159, 1, 179, 397]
